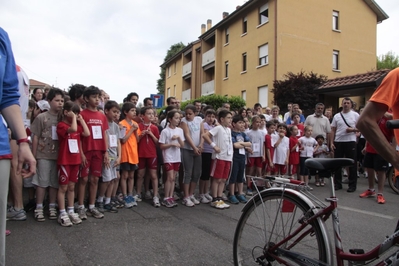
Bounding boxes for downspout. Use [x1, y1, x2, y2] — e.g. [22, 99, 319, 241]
[274, 0, 278, 81]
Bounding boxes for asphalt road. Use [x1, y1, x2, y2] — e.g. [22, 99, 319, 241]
[5, 175, 399, 266]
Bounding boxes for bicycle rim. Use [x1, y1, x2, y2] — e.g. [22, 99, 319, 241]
[233, 190, 328, 265]
[387, 167, 399, 194]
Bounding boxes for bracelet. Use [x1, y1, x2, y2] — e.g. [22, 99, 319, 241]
[17, 138, 29, 145]
[211, 142, 216, 148]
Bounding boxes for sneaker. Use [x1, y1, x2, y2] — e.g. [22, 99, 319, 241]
[77, 207, 87, 220]
[68, 212, 82, 224]
[199, 194, 210, 204]
[173, 191, 180, 201]
[58, 213, 72, 227]
[134, 194, 142, 202]
[124, 196, 133, 208]
[104, 203, 118, 213]
[7, 207, 27, 221]
[170, 198, 178, 207]
[145, 191, 152, 200]
[96, 202, 105, 213]
[49, 207, 57, 220]
[211, 200, 225, 209]
[24, 199, 36, 213]
[112, 197, 124, 208]
[359, 189, 376, 198]
[221, 193, 228, 201]
[228, 195, 239, 204]
[236, 194, 248, 203]
[153, 196, 161, 208]
[87, 207, 104, 219]
[34, 208, 45, 222]
[130, 196, 138, 207]
[246, 189, 253, 196]
[161, 198, 174, 208]
[182, 197, 195, 207]
[189, 195, 200, 205]
[204, 193, 213, 201]
[219, 200, 230, 209]
[377, 194, 386, 204]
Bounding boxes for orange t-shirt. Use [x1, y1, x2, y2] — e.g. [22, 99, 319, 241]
[369, 67, 399, 144]
[119, 119, 141, 164]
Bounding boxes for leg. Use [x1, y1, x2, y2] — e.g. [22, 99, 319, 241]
[57, 185, 68, 211]
[78, 176, 88, 205]
[136, 168, 145, 197]
[333, 142, 345, 189]
[0, 160, 11, 266]
[346, 141, 358, 191]
[89, 175, 99, 206]
[9, 140, 23, 210]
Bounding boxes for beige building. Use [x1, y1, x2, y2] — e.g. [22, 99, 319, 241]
[162, 0, 388, 109]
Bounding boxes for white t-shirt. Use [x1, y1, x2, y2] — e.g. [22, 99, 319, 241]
[331, 111, 359, 142]
[283, 112, 291, 122]
[209, 125, 233, 161]
[304, 114, 331, 139]
[159, 126, 185, 163]
[271, 134, 289, 164]
[181, 116, 202, 150]
[299, 136, 317, 158]
[247, 129, 266, 158]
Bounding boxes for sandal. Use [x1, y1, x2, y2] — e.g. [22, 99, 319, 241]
[5, 229, 11, 236]
[315, 182, 320, 187]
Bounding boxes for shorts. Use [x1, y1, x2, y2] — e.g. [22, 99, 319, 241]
[58, 164, 80, 185]
[32, 159, 59, 188]
[274, 164, 287, 175]
[120, 162, 138, 172]
[363, 152, 388, 171]
[138, 157, 158, 170]
[102, 159, 117, 182]
[290, 164, 298, 175]
[229, 157, 245, 184]
[299, 157, 310, 176]
[23, 176, 33, 188]
[247, 157, 263, 168]
[210, 159, 231, 179]
[81, 150, 104, 178]
[200, 153, 212, 181]
[164, 163, 180, 172]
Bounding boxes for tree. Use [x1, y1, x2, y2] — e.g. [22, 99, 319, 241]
[377, 51, 399, 70]
[272, 71, 327, 116]
[156, 42, 186, 94]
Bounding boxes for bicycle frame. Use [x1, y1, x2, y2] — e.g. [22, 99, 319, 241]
[252, 175, 399, 265]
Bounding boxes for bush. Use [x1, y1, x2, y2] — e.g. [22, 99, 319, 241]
[181, 94, 246, 111]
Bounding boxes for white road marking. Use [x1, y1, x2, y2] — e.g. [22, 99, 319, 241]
[338, 205, 395, 220]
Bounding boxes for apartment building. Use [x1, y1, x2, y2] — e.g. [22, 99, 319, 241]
[162, 0, 388, 108]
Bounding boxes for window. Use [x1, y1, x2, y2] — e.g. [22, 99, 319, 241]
[333, 50, 339, 70]
[258, 86, 268, 107]
[167, 87, 170, 98]
[259, 3, 269, 24]
[225, 27, 229, 44]
[242, 90, 246, 101]
[259, 44, 268, 66]
[332, 11, 339, 30]
[174, 85, 176, 96]
[174, 62, 177, 73]
[225, 61, 229, 78]
[242, 17, 247, 34]
[167, 67, 171, 77]
[242, 53, 247, 72]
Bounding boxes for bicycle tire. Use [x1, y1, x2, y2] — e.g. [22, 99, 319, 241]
[387, 167, 399, 194]
[233, 189, 329, 265]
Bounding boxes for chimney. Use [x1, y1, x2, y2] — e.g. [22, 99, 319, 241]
[236, 5, 241, 10]
[206, 19, 212, 31]
[223, 12, 229, 19]
[201, 24, 206, 35]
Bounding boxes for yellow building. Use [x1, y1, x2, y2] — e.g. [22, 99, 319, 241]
[162, 0, 388, 109]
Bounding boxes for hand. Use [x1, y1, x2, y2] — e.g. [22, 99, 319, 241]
[67, 111, 76, 119]
[114, 158, 120, 167]
[18, 143, 36, 178]
[174, 142, 181, 148]
[194, 147, 201, 155]
[214, 146, 221, 153]
[279, 132, 285, 138]
[131, 123, 138, 131]
[330, 143, 335, 151]
[81, 153, 87, 167]
[104, 153, 110, 169]
[171, 135, 179, 140]
[76, 114, 84, 122]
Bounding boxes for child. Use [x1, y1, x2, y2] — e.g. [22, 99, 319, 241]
[78, 86, 109, 219]
[264, 121, 276, 176]
[259, 115, 267, 135]
[289, 112, 305, 137]
[271, 123, 290, 176]
[180, 105, 204, 207]
[56, 101, 90, 226]
[288, 125, 300, 179]
[96, 100, 121, 213]
[119, 102, 141, 208]
[31, 88, 64, 222]
[313, 135, 330, 186]
[298, 126, 317, 187]
[199, 109, 216, 204]
[159, 110, 185, 208]
[136, 106, 160, 207]
[202, 109, 233, 210]
[228, 115, 252, 204]
[246, 116, 266, 195]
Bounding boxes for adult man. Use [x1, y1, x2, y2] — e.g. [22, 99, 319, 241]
[304, 103, 331, 140]
[222, 102, 230, 110]
[283, 103, 293, 123]
[193, 100, 204, 118]
[126, 92, 139, 106]
[329, 97, 359, 192]
[0, 27, 36, 266]
[143, 97, 153, 107]
[357, 68, 399, 175]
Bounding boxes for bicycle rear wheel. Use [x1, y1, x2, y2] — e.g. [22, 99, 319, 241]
[233, 189, 329, 265]
[387, 167, 399, 194]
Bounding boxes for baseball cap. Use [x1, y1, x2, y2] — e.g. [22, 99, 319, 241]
[36, 100, 50, 111]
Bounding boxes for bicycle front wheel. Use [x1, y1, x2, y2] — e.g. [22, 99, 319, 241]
[387, 167, 399, 194]
[233, 189, 329, 265]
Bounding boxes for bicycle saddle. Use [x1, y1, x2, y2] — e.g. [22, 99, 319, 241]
[305, 158, 354, 171]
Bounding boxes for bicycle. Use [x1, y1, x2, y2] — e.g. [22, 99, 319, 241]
[233, 158, 399, 265]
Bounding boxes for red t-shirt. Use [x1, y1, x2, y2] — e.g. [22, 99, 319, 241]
[365, 116, 394, 154]
[265, 134, 274, 162]
[289, 136, 300, 165]
[80, 109, 109, 152]
[56, 121, 82, 165]
[138, 122, 160, 158]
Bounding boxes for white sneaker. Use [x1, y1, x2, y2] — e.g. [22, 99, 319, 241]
[134, 194, 142, 202]
[204, 193, 213, 201]
[58, 213, 72, 227]
[145, 191, 152, 200]
[190, 195, 200, 205]
[153, 196, 160, 208]
[221, 193, 228, 201]
[182, 197, 194, 207]
[211, 200, 225, 210]
[68, 212, 82, 225]
[219, 200, 230, 209]
[199, 194, 210, 204]
[173, 191, 180, 201]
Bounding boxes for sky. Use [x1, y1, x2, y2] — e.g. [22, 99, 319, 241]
[1, 0, 398, 104]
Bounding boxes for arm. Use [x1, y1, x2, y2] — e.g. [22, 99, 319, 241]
[77, 114, 90, 137]
[115, 138, 121, 167]
[203, 131, 220, 154]
[329, 127, 336, 151]
[67, 112, 78, 133]
[180, 121, 200, 155]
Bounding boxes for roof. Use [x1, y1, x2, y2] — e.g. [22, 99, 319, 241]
[317, 69, 391, 91]
[363, 0, 389, 22]
[29, 79, 49, 87]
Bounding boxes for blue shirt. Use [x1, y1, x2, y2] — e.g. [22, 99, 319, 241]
[231, 130, 251, 159]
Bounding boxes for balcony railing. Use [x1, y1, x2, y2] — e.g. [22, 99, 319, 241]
[201, 80, 215, 96]
[182, 88, 191, 101]
[202, 47, 215, 67]
[182, 62, 192, 77]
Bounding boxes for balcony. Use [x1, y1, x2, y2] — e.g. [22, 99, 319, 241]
[182, 88, 191, 101]
[202, 47, 215, 67]
[182, 62, 192, 77]
[201, 80, 215, 96]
